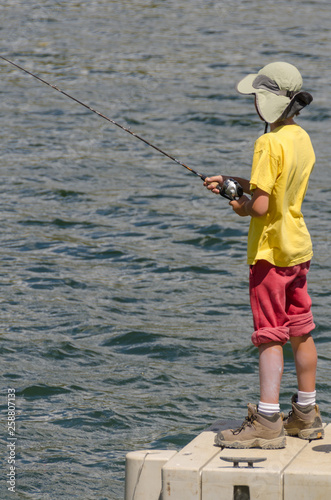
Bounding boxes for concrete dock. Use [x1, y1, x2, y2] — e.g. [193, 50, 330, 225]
[125, 421, 331, 500]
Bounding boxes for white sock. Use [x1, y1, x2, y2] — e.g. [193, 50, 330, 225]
[258, 401, 280, 416]
[297, 390, 316, 407]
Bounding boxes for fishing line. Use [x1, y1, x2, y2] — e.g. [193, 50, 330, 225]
[0, 55, 242, 200]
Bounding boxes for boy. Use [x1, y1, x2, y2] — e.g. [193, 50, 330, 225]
[204, 62, 324, 449]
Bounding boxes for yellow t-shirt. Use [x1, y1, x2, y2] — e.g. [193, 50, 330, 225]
[247, 124, 315, 267]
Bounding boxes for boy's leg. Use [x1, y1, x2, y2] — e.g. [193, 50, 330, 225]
[284, 333, 323, 439]
[258, 342, 284, 404]
[290, 333, 317, 392]
[250, 261, 287, 411]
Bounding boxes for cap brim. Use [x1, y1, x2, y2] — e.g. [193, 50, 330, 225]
[236, 74, 259, 95]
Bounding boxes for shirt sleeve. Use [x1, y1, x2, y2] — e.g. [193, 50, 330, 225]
[249, 135, 280, 194]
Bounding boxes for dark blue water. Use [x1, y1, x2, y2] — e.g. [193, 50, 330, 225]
[1, 1, 330, 498]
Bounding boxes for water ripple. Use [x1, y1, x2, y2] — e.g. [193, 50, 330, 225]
[0, 2, 330, 499]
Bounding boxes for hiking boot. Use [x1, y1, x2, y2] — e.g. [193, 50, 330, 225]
[214, 403, 286, 449]
[283, 394, 324, 440]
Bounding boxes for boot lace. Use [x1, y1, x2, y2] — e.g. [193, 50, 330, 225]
[283, 410, 292, 423]
[232, 414, 257, 435]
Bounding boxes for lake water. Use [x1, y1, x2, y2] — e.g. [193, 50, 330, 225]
[0, 1, 330, 499]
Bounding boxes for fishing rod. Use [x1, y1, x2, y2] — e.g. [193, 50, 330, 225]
[0, 55, 243, 201]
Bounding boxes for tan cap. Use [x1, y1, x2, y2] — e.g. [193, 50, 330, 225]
[236, 62, 312, 123]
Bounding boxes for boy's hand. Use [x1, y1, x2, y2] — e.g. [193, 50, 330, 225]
[203, 176, 225, 194]
[230, 195, 250, 216]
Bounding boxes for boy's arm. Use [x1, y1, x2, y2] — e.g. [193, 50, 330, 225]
[230, 188, 269, 217]
[203, 175, 269, 217]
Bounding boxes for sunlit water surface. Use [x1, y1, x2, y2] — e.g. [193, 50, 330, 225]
[0, 1, 330, 498]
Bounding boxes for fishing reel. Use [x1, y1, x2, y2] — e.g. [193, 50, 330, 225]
[219, 178, 243, 201]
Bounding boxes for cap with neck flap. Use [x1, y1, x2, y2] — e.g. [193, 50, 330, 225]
[236, 61, 313, 125]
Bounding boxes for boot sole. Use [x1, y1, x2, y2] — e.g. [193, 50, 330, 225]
[215, 436, 286, 449]
[285, 427, 325, 440]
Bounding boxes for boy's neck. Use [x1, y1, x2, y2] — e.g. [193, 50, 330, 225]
[270, 117, 296, 131]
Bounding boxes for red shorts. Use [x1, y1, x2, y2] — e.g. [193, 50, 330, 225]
[249, 260, 315, 347]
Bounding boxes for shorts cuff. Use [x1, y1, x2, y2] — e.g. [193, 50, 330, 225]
[251, 326, 290, 347]
[289, 311, 315, 337]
